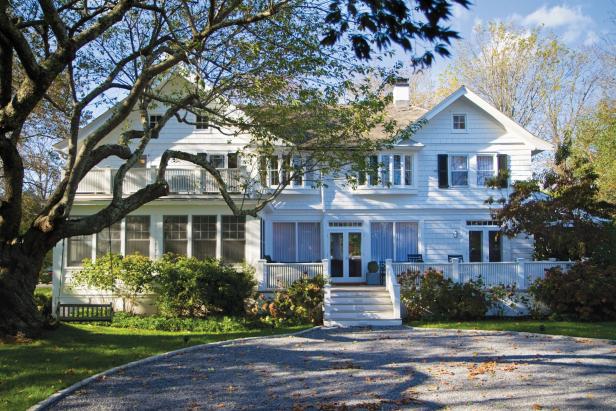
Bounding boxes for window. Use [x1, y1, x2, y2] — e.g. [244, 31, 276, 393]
[393, 155, 402, 185]
[192, 216, 217, 260]
[125, 215, 150, 257]
[291, 156, 303, 187]
[163, 216, 188, 256]
[222, 216, 245, 263]
[489, 231, 502, 262]
[268, 156, 279, 186]
[195, 115, 209, 130]
[450, 155, 468, 186]
[469, 231, 482, 262]
[360, 154, 413, 187]
[329, 221, 362, 227]
[96, 222, 121, 257]
[209, 154, 225, 169]
[272, 222, 296, 262]
[404, 155, 413, 185]
[453, 114, 466, 130]
[371, 222, 418, 262]
[272, 222, 321, 262]
[466, 220, 499, 226]
[149, 115, 162, 129]
[67, 234, 92, 266]
[380, 154, 390, 185]
[477, 155, 496, 186]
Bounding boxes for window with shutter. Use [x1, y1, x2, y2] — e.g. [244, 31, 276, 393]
[497, 154, 509, 188]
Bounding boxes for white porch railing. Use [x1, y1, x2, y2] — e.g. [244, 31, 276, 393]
[385, 259, 401, 320]
[76, 167, 244, 195]
[393, 259, 574, 289]
[259, 261, 325, 290]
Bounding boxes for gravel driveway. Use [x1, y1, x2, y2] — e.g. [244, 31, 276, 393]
[47, 327, 616, 410]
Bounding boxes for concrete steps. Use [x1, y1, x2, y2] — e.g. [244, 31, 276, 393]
[324, 286, 402, 327]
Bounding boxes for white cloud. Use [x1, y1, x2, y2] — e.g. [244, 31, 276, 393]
[584, 31, 600, 46]
[508, 4, 595, 45]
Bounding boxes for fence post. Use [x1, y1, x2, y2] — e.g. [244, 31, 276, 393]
[256, 259, 266, 290]
[516, 258, 526, 290]
[322, 259, 331, 319]
[106, 168, 113, 194]
[451, 258, 460, 283]
[321, 258, 330, 283]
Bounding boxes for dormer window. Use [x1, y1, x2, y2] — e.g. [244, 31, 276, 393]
[453, 114, 466, 130]
[195, 115, 209, 130]
[149, 115, 162, 129]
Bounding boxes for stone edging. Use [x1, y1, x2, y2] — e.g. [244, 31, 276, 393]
[28, 326, 318, 411]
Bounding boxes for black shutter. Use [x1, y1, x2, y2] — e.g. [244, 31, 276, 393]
[437, 154, 449, 188]
[497, 154, 509, 188]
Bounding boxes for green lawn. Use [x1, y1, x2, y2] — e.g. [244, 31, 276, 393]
[0, 322, 309, 410]
[409, 319, 616, 340]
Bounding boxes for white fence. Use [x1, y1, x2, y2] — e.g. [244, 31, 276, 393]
[260, 262, 325, 290]
[76, 167, 244, 195]
[392, 259, 574, 289]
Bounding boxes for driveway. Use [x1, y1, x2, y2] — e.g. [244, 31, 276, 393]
[47, 327, 616, 410]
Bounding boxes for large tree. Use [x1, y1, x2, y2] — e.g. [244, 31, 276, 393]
[0, 0, 468, 336]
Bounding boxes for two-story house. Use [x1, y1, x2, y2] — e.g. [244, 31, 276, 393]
[51, 80, 554, 324]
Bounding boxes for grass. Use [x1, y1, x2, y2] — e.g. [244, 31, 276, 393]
[409, 319, 616, 340]
[0, 322, 309, 410]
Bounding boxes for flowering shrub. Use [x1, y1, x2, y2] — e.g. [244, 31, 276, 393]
[529, 262, 616, 320]
[398, 268, 490, 321]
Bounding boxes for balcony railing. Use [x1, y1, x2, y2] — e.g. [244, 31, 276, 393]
[77, 167, 244, 195]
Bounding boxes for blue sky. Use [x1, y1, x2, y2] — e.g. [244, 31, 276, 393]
[421, 0, 615, 73]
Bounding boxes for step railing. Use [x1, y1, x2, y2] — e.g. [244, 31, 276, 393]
[385, 259, 401, 320]
[258, 261, 325, 290]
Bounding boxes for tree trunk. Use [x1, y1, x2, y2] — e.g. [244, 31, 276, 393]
[0, 244, 45, 337]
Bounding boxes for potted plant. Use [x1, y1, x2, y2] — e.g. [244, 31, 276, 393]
[366, 261, 380, 285]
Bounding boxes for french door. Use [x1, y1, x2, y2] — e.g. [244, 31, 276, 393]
[329, 231, 362, 282]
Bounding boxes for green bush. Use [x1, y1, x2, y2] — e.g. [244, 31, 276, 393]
[73, 253, 154, 312]
[250, 275, 324, 325]
[153, 255, 256, 317]
[399, 268, 490, 321]
[529, 262, 616, 321]
[107, 312, 262, 332]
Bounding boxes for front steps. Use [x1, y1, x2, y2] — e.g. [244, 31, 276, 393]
[324, 286, 402, 327]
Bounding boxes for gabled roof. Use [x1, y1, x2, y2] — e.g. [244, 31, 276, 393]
[413, 86, 553, 153]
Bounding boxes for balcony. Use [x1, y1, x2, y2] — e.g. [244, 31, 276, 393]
[76, 167, 245, 196]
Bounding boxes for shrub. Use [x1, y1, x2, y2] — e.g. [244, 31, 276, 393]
[107, 312, 262, 332]
[153, 255, 256, 317]
[399, 268, 490, 321]
[73, 253, 154, 312]
[529, 262, 616, 321]
[251, 275, 325, 325]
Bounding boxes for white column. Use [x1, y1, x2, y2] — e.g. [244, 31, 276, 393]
[451, 257, 460, 283]
[256, 259, 266, 290]
[516, 258, 526, 289]
[216, 215, 222, 259]
[187, 215, 193, 258]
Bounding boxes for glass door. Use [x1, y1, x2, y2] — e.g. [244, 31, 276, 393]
[348, 232, 362, 277]
[329, 231, 363, 281]
[330, 232, 344, 277]
[469, 231, 482, 262]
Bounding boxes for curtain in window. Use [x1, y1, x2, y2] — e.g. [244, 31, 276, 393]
[298, 223, 321, 262]
[272, 222, 296, 262]
[477, 155, 494, 186]
[67, 235, 92, 266]
[96, 222, 121, 257]
[395, 222, 418, 261]
[371, 222, 393, 262]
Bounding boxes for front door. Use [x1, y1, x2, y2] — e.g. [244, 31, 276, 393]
[329, 231, 363, 282]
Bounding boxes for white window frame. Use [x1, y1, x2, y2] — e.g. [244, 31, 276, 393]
[452, 113, 467, 133]
[358, 153, 415, 188]
[476, 153, 497, 186]
[266, 154, 315, 189]
[449, 154, 469, 187]
[194, 114, 211, 132]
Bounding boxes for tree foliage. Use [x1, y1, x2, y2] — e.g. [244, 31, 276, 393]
[0, 0, 466, 336]
[488, 139, 616, 264]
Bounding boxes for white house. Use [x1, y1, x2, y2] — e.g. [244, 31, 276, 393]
[52, 80, 566, 326]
